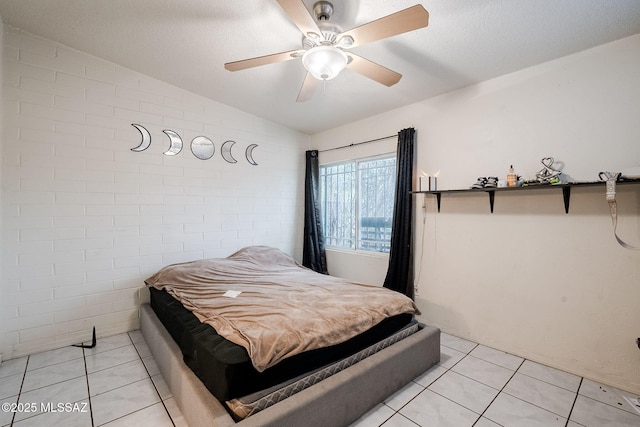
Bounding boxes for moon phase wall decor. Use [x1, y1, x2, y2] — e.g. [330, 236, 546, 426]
[246, 144, 258, 166]
[221, 140, 238, 164]
[162, 130, 183, 156]
[131, 124, 151, 152]
[129, 124, 258, 165]
[191, 136, 215, 160]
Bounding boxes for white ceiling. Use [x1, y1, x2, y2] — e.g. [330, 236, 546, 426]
[0, 0, 639, 134]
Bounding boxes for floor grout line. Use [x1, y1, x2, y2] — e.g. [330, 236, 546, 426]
[81, 347, 96, 427]
[8, 355, 29, 427]
[564, 377, 583, 427]
[465, 355, 523, 426]
[129, 331, 177, 427]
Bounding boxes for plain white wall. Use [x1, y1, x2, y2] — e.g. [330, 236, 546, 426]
[0, 26, 309, 359]
[311, 34, 640, 394]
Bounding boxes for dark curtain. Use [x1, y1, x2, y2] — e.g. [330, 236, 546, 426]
[383, 128, 415, 298]
[302, 150, 328, 274]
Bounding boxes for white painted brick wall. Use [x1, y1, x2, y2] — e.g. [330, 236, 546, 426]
[0, 26, 308, 359]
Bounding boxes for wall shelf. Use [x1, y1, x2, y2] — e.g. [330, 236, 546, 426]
[413, 179, 640, 213]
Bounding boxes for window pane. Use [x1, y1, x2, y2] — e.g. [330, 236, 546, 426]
[320, 162, 355, 249]
[320, 155, 395, 253]
[358, 157, 395, 253]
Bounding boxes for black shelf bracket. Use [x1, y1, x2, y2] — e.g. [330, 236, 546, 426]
[488, 190, 495, 213]
[562, 186, 571, 214]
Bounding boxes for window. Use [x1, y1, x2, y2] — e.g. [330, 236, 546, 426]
[320, 154, 396, 253]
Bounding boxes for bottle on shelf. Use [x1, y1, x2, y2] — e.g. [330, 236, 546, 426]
[507, 165, 517, 187]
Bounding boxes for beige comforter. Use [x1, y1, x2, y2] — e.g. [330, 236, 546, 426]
[145, 246, 419, 372]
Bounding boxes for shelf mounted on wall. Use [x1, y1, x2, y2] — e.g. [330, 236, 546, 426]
[413, 179, 640, 214]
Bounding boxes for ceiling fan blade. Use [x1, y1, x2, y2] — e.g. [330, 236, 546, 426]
[346, 53, 402, 87]
[296, 72, 319, 102]
[339, 5, 429, 48]
[276, 0, 321, 37]
[224, 49, 305, 72]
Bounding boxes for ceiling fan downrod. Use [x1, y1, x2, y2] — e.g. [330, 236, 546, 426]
[313, 1, 334, 21]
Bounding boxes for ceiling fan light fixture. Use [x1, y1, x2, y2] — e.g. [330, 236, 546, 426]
[302, 45, 348, 81]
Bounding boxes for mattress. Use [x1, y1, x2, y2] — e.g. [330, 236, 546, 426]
[149, 287, 413, 401]
[145, 246, 419, 372]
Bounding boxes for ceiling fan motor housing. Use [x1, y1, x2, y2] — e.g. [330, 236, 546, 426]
[302, 25, 342, 49]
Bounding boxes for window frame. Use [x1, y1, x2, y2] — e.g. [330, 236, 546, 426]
[319, 152, 397, 255]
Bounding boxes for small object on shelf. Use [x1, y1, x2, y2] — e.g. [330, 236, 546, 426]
[485, 177, 498, 188]
[419, 176, 428, 191]
[471, 177, 487, 189]
[536, 157, 562, 184]
[507, 165, 517, 187]
[419, 175, 438, 191]
[428, 176, 437, 191]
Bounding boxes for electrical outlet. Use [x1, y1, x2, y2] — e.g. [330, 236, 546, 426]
[414, 282, 420, 296]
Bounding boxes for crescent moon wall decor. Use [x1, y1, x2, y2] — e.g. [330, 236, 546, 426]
[129, 123, 260, 166]
[163, 130, 183, 156]
[221, 140, 238, 164]
[245, 144, 259, 166]
[130, 124, 151, 151]
[191, 136, 215, 160]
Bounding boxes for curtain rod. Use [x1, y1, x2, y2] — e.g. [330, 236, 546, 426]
[318, 134, 396, 153]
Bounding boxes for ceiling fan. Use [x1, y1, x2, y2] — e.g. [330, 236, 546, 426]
[224, 0, 429, 102]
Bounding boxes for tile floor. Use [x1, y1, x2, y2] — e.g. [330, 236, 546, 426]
[351, 333, 640, 427]
[0, 330, 186, 426]
[1, 330, 639, 426]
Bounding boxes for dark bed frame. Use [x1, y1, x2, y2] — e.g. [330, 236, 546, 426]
[140, 303, 440, 427]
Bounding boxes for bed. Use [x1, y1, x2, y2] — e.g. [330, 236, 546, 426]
[141, 246, 440, 426]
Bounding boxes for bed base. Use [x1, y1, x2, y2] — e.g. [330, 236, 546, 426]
[140, 303, 440, 427]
